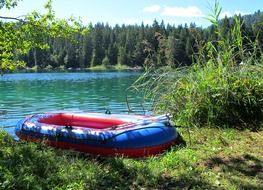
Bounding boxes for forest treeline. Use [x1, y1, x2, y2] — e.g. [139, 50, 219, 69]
[20, 10, 263, 70]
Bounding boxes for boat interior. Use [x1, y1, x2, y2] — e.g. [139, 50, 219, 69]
[38, 113, 127, 129]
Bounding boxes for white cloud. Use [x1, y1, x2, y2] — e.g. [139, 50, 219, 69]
[143, 5, 161, 13]
[161, 6, 204, 17]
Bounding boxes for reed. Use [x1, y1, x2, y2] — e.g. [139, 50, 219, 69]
[134, 0, 263, 129]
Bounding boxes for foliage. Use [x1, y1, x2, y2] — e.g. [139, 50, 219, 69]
[1, 1, 262, 72]
[102, 55, 110, 67]
[0, 0, 85, 73]
[0, 0, 20, 9]
[13, 9, 262, 71]
[153, 63, 263, 128]
[135, 0, 263, 129]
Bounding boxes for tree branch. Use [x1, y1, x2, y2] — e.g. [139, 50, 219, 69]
[0, 15, 26, 22]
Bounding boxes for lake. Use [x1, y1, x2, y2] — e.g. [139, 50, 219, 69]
[0, 72, 151, 137]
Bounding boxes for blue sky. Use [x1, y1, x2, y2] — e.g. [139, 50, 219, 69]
[1, 0, 262, 27]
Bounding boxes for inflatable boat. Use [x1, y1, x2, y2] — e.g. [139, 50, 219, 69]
[16, 112, 179, 158]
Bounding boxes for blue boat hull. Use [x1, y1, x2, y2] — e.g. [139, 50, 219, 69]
[16, 113, 179, 157]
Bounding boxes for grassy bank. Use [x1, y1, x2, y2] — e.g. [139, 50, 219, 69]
[87, 64, 136, 71]
[0, 127, 262, 190]
[12, 64, 143, 73]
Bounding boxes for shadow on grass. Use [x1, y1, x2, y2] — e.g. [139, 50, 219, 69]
[0, 131, 223, 189]
[87, 157, 221, 190]
[205, 153, 263, 190]
[63, 133, 222, 189]
[81, 136, 222, 190]
[155, 173, 222, 190]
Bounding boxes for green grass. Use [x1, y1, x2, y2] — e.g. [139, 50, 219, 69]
[112, 63, 131, 71]
[1, 127, 262, 190]
[16, 64, 136, 73]
[147, 62, 263, 129]
[87, 64, 137, 71]
[87, 64, 109, 71]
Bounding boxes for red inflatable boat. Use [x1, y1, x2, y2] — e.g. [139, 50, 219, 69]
[16, 112, 179, 158]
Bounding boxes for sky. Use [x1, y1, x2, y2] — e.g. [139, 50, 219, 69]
[1, 0, 262, 27]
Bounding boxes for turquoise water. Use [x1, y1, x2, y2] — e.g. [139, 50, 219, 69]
[0, 72, 150, 136]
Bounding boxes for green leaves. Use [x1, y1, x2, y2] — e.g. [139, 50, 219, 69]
[0, 0, 20, 9]
[0, 0, 86, 73]
[206, 0, 222, 27]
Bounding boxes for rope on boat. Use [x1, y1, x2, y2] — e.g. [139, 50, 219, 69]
[109, 114, 172, 130]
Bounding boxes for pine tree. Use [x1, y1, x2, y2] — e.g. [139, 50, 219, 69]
[91, 23, 105, 66]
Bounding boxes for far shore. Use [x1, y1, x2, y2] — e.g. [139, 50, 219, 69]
[5, 65, 144, 74]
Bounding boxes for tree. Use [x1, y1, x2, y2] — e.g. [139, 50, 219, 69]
[63, 39, 79, 68]
[0, 0, 86, 73]
[108, 43, 118, 65]
[1, 3, 261, 71]
[165, 35, 176, 66]
[102, 55, 110, 67]
[132, 25, 145, 66]
[0, 0, 20, 10]
[79, 33, 93, 68]
[253, 12, 263, 49]
[91, 23, 105, 66]
[118, 46, 127, 65]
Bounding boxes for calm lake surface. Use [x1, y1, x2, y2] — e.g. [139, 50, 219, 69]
[0, 72, 150, 136]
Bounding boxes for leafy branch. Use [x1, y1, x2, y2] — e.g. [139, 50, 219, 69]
[0, 15, 25, 22]
[0, 0, 88, 73]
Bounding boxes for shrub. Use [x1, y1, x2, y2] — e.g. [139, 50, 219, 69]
[44, 64, 53, 71]
[155, 63, 263, 128]
[102, 56, 110, 67]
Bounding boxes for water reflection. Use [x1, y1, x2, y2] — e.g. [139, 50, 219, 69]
[0, 72, 151, 136]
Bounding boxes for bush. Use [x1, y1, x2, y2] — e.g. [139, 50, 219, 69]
[102, 56, 110, 67]
[44, 64, 53, 71]
[155, 63, 263, 128]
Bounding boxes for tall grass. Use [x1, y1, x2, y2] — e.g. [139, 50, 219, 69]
[135, 0, 263, 129]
